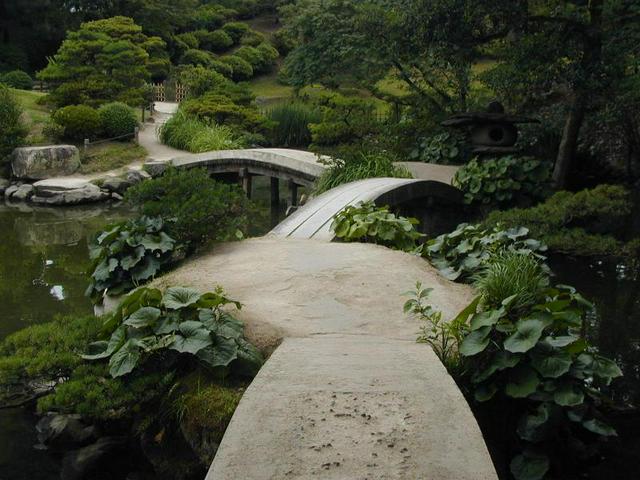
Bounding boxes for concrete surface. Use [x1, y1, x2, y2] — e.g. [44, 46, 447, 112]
[155, 238, 497, 480]
[396, 162, 460, 185]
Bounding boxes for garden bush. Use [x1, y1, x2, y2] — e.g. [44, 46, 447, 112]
[1, 70, 33, 90]
[482, 185, 634, 258]
[241, 30, 266, 47]
[196, 29, 234, 52]
[422, 223, 548, 281]
[221, 22, 250, 43]
[314, 149, 412, 194]
[86, 216, 177, 302]
[235, 44, 279, 74]
[453, 155, 552, 206]
[331, 201, 423, 251]
[98, 102, 138, 138]
[180, 48, 216, 68]
[190, 4, 234, 30]
[85, 286, 263, 378]
[266, 102, 322, 147]
[0, 85, 27, 161]
[210, 59, 235, 78]
[158, 110, 245, 153]
[124, 167, 251, 250]
[220, 55, 254, 81]
[182, 93, 268, 133]
[41, 121, 65, 141]
[405, 257, 623, 480]
[52, 104, 103, 141]
[175, 32, 199, 50]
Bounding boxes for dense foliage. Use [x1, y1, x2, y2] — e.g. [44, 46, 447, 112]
[409, 132, 467, 165]
[453, 156, 552, 206]
[38, 17, 168, 107]
[422, 223, 548, 281]
[483, 185, 635, 258]
[266, 102, 321, 147]
[52, 105, 103, 141]
[410, 242, 624, 480]
[124, 167, 250, 251]
[0, 85, 27, 161]
[84, 286, 263, 378]
[98, 102, 139, 138]
[331, 201, 423, 251]
[158, 110, 245, 153]
[314, 149, 412, 194]
[0, 70, 32, 89]
[86, 216, 177, 302]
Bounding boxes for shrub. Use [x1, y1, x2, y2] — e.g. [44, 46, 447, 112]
[1, 70, 33, 90]
[221, 22, 250, 43]
[197, 29, 234, 52]
[52, 104, 103, 141]
[234, 46, 263, 69]
[84, 286, 263, 378]
[422, 223, 548, 282]
[314, 149, 412, 194]
[409, 131, 468, 165]
[175, 32, 199, 50]
[158, 110, 246, 153]
[220, 55, 254, 81]
[182, 93, 268, 133]
[331, 201, 424, 251]
[98, 102, 138, 138]
[86, 216, 177, 302]
[266, 102, 321, 147]
[124, 167, 251, 250]
[453, 155, 552, 206]
[42, 121, 65, 141]
[210, 59, 235, 79]
[190, 4, 232, 30]
[241, 30, 266, 47]
[180, 48, 216, 67]
[177, 65, 227, 98]
[235, 44, 280, 75]
[482, 185, 633, 258]
[0, 85, 28, 160]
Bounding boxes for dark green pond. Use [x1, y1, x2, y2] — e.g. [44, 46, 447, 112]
[0, 203, 132, 479]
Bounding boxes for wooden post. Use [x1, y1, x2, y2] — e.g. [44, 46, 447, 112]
[239, 168, 252, 199]
[134, 127, 140, 144]
[289, 179, 298, 206]
[84, 138, 89, 154]
[141, 106, 145, 123]
[270, 177, 280, 221]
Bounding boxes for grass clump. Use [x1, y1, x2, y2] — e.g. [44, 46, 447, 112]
[79, 141, 147, 174]
[315, 149, 412, 194]
[158, 110, 245, 153]
[266, 102, 321, 147]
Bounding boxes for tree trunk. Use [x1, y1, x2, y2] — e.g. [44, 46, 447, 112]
[552, 96, 586, 188]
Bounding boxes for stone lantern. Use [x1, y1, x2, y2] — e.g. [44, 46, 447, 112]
[441, 101, 539, 155]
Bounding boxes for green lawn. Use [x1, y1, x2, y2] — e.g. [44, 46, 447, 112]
[248, 73, 294, 105]
[11, 88, 51, 142]
[80, 142, 148, 174]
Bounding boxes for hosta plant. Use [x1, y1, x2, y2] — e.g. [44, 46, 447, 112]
[84, 286, 263, 379]
[409, 131, 467, 165]
[458, 284, 622, 480]
[86, 216, 177, 302]
[331, 201, 424, 251]
[422, 223, 547, 281]
[453, 155, 551, 206]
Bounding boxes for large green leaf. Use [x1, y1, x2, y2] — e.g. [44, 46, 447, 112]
[504, 318, 546, 353]
[138, 232, 175, 253]
[196, 338, 238, 369]
[517, 403, 552, 442]
[553, 381, 584, 407]
[130, 256, 161, 282]
[123, 307, 161, 329]
[163, 287, 202, 310]
[232, 337, 264, 376]
[505, 366, 540, 398]
[474, 382, 497, 402]
[472, 351, 521, 383]
[200, 310, 244, 338]
[591, 355, 623, 384]
[109, 339, 141, 378]
[120, 245, 146, 270]
[459, 326, 492, 356]
[530, 349, 573, 378]
[153, 311, 181, 335]
[170, 321, 213, 354]
[81, 341, 110, 360]
[510, 452, 549, 480]
[470, 308, 504, 331]
[582, 418, 617, 437]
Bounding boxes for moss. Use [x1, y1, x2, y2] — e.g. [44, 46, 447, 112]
[482, 184, 634, 258]
[175, 373, 244, 443]
[80, 141, 148, 174]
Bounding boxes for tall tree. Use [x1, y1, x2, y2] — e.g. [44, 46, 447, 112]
[38, 16, 170, 107]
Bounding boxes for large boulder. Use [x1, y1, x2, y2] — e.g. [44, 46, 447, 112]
[11, 145, 81, 180]
[11, 183, 34, 202]
[101, 177, 133, 195]
[0, 178, 10, 195]
[36, 414, 98, 449]
[31, 178, 109, 205]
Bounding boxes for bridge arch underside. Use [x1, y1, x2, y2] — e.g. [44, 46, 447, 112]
[270, 177, 465, 241]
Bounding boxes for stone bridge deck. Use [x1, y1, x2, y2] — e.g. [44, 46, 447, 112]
[155, 238, 497, 480]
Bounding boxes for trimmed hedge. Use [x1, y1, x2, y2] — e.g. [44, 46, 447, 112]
[98, 102, 138, 138]
[53, 105, 102, 141]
